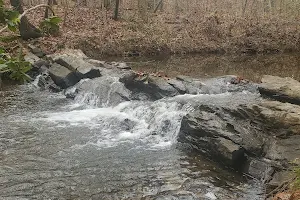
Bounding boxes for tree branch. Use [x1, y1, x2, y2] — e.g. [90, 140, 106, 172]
[0, 4, 55, 34]
[0, 26, 8, 34]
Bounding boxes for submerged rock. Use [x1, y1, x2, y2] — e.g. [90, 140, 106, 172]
[200, 75, 257, 94]
[121, 74, 180, 100]
[259, 75, 300, 104]
[70, 76, 131, 106]
[247, 159, 274, 182]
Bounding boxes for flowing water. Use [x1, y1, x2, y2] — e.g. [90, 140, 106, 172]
[1, 53, 295, 199]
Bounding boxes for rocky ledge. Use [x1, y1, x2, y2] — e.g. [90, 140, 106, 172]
[25, 48, 300, 199]
[259, 75, 300, 104]
[178, 75, 300, 199]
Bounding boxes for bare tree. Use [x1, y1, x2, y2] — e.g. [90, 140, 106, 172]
[113, 0, 120, 20]
[77, 0, 87, 6]
[138, 0, 148, 20]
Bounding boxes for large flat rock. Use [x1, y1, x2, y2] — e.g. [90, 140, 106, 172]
[259, 75, 300, 104]
[48, 63, 83, 89]
[49, 50, 101, 80]
[178, 103, 265, 172]
[178, 99, 300, 180]
[54, 55, 96, 75]
[252, 101, 300, 135]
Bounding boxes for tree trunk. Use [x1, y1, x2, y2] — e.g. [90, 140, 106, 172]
[154, 0, 163, 13]
[44, 0, 52, 19]
[113, 0, 120, 20]
[138, 0, 148, 21]
[77, 0, 87, 6]
[10, 0, 42, 40]
[103, 0, 111, 9]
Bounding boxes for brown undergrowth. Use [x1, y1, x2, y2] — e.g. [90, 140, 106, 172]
[2, 1, 300, 57]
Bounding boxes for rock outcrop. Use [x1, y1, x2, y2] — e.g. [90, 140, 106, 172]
[259, 75, 300, 104]
[27, 49, 102, 90]
[178, 75, 300, 192]
[178, 102, 266, 177]
[178, 99, 300, 181]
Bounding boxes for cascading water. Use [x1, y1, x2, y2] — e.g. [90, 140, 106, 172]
[0, 74, 264, 199]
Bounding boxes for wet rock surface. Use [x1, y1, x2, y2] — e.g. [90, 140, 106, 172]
[252, 101, 300, 136]
[179, 98, 300, 182]
[26, 49, 102, 90]
[178, 103, 266, 177]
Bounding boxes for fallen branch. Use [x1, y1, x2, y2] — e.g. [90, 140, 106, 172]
[265, 176, 296, 199]
[0, 4, 55, 34]
[154, 0, 163, 13]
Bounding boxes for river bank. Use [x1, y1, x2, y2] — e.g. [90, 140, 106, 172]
[27, 11, 300, 58]
[2, 1, 300, 58]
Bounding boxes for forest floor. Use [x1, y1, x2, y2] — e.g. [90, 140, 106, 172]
[2, 4, 300, 58]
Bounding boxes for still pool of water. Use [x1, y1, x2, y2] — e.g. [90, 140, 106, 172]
[107, 53, 300, 82]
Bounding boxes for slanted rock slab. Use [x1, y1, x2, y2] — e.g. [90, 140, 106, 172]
[121, 74, 180, 100]
[259, 75, 300, 104]
[54, 55, 97, 75]
[178, 104, 265, 171]
[167, 79, 186, 94]
[24, 52, 40, 65]
[48, 50, 101, 80]
[252, 100, 300, 135]
[48, 63, 83, 89]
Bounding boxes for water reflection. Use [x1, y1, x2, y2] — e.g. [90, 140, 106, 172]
[107, 53, 300, 82]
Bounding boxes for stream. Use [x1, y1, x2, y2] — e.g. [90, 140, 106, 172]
[1, 53, 299, 199]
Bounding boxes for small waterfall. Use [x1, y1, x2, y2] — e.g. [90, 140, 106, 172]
[31, 99, 188, 149]
[31, 75, 42, 88]
[73, 76, 131, 107]
[0, 72, 264, 200]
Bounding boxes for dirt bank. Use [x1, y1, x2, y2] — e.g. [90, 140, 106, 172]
[2, 1, 300, 58]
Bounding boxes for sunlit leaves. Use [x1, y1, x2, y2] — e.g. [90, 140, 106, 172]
[40, 16, 61, 35]
[5, 10, 20, 31]
[0, 1, 20, 32]
[0, 48, 32, 83]
[0, 47, 5, 54]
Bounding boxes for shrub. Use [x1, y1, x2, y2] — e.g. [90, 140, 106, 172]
[0, 47, 32, 83]
[39, 16, 61, 36]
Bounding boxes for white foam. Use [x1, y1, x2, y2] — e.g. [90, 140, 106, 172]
[21, 89, 257, 150]
[31, 75, 41, 88]
[28, 99, 187, 149]
[205, 192, 217, 200]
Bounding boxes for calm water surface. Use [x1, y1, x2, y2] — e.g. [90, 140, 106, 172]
[109, 53, 300, 82]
